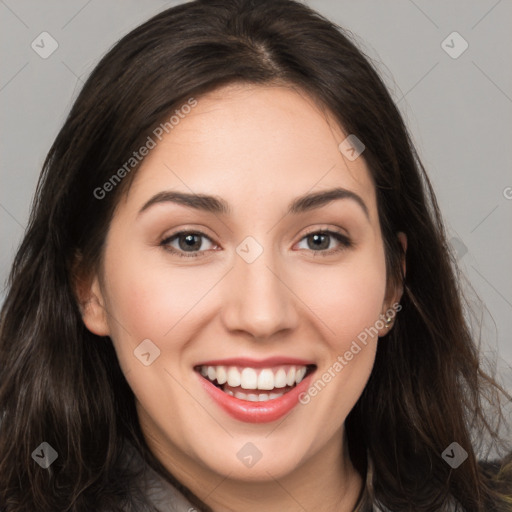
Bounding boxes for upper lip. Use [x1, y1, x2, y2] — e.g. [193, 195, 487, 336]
[194, 356, 316, 368]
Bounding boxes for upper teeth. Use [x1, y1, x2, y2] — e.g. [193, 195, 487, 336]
[200, 365, 308, 390]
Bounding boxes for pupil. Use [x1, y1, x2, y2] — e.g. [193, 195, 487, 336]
[180, 234, 201, 251]
[309, 233, 329, 250]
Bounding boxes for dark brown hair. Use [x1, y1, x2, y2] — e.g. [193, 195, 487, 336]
[0, 0, 510, 510]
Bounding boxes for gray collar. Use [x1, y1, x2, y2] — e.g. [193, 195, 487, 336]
[122, 442, 198, 512]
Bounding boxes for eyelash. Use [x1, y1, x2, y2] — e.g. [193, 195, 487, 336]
[160, 229, 352, 259]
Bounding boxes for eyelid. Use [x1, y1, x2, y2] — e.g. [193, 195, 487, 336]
[299, 225, 350, 241]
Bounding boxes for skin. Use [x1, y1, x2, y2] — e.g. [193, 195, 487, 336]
[81, 83, 406, 512]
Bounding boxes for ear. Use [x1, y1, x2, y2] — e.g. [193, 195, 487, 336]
[74, 264, 111, 337]
[378, 231, 407, 336]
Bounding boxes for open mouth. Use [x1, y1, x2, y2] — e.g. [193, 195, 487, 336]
[195, 364, 317, 402]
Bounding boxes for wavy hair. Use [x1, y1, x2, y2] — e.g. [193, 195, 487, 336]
[0, 0, 510, 510]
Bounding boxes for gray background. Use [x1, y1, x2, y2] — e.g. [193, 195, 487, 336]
[1, 0, 511, 392]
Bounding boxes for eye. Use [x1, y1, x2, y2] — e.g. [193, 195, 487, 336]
[296, 230, 352, 255]
[160, 229, 352, 259]
[160, 231, 217, 258]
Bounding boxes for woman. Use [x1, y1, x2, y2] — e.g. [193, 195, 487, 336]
[0, 0, 510, 510]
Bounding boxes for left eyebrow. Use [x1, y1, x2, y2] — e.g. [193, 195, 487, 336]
[137, 187, 369, 220]
[289, 187, 369, 219]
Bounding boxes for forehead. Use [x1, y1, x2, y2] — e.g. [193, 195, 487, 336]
[123, 83, 377, 221]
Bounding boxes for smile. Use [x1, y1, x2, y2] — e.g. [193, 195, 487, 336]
[199, 364, 310, 401]
[194, 358, 317, 423]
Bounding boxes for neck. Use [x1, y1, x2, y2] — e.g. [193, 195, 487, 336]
[206, 437, 363, 512]
[143, 426, 364, 512]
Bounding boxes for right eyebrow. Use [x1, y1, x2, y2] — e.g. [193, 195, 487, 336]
[138, 191, 231, 216]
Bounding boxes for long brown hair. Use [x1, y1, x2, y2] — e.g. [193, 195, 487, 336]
[1, 1, 510, 510]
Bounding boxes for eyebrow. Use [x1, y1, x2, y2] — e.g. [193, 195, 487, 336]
[138, 187, 369, 219]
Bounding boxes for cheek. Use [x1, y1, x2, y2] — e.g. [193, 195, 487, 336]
[102, 244, 212, 342]
[295, 252, 386, 434]
[100, 246, 210, 432]
[303, 249, 388, 347]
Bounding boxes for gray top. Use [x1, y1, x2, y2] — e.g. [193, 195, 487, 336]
[120, 443, 196, 511]
[119, 442, 501, 511]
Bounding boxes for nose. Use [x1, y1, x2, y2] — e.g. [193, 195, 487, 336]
[220, 244, 299, 339]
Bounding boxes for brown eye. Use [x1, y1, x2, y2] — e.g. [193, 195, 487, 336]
[296, 230, 352, 254]
[306, 233, 330, 250]
[161, 231, 216, 257]
[176, 233, 203, 251]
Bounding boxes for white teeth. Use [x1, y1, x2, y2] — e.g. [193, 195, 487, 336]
[286, 366, 296, 386]
[216, 366, 227, 385]
[274, 368, 287, 388]
[232, 391, 284, 402]
[233, 391, 259, 402]
[295, 367, 307, 384]
[257, 369, 275, 390]
[227, 367, 241, 387]
[240, 368, 258, 390]
[199, 364, 311, 391]
[207, 366, 216, 381]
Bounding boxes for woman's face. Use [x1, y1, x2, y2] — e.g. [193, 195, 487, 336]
[83, 84, 403, 483]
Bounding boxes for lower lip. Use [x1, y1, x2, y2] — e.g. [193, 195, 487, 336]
[198, 371, 315, 423]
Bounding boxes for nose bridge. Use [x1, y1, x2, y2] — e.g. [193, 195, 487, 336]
[221, 236, 298, 337]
